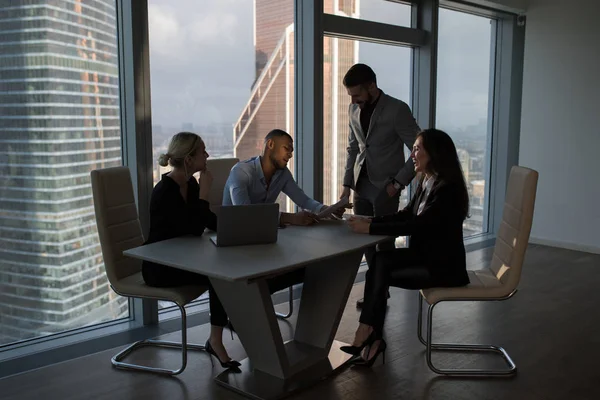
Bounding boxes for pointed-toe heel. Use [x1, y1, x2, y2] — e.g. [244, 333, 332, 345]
[354, 339, 387, 368]
[340, 331, 376, 356]
[205, 339, 241, 369]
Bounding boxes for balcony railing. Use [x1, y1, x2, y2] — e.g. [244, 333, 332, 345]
[233, 24, 293, 148]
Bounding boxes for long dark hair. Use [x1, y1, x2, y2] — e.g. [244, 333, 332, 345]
[418, 129, 470, 220]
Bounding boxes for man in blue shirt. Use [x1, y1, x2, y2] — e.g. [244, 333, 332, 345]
[223, 129, 348, 295]
[224, 129, 344, 225]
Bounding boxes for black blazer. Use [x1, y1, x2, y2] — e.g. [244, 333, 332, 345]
[369, 179, 469, 287]
[142, 174, 217, 285]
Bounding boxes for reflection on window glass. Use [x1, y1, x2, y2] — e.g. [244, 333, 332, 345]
[436, 8, 494, 237]
[325, 0, 411, 27]
[323, 36, 412, 247]
[148, 0, 297, 311]
[149, 0, 296, 214]
[0, 0, 128, 346]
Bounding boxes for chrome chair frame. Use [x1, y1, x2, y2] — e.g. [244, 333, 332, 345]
[110, 287, 206, 376]
[275, 286, 294, 319]
[417, 290, 518, 377]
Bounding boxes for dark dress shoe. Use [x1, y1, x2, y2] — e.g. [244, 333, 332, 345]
[340, 331, 376, 356]
[205, 339, 241, 370]
[353, 339, 387, 367]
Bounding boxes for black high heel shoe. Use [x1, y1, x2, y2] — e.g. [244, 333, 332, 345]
[340, 330, 377, 356]
[205, 339, 241, 369]
[354, 338, 387, 367]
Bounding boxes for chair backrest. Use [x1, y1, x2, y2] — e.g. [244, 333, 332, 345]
[490, 166, 538, 291]
[205, 157, 239, 215]
[91, 166, 145, 286]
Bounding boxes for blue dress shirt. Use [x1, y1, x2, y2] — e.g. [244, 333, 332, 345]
[223, 156, 323, 213]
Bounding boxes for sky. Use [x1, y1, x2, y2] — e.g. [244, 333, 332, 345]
[148, 0, 493, 134]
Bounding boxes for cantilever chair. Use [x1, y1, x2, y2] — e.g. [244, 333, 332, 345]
[417, 166, 538, 376]
[205, 157, 238, 217]
[206, 157, 294, 320]
[91, 166, 207, 375]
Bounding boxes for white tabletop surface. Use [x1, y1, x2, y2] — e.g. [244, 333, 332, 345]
[123, 220, 390, 282]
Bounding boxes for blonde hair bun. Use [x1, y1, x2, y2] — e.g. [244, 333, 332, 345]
[158, 153, 170, 167]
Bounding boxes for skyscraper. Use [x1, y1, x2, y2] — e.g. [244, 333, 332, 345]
[0, 0, 127, 344]
[322, 0, 359, 205]
[234, 0, 358, 208]
[234, 0, 295, 162]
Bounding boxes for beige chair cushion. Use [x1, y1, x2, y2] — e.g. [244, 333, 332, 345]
[91, 166, 208, 306]
[421, 166, 538, 305]
[116, 272, 205, 306]
[421, 268, 509, 304]
[91, 167, 145, 283]
[489, 167, 538, 290]
[205, 158, 239, 215]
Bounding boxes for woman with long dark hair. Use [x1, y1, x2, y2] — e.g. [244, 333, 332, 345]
[342, 128, 471, 366]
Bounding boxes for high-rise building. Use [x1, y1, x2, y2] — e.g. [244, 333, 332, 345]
[465, 179, 486, 235]
[234, 0, 294, 161]
[234, 0, 358, 208]
[458, 148, 470, 182]
[0, 1, 128, 344]
[322, 0, 359, 205]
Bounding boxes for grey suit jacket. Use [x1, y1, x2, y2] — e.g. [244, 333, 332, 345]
[343, 93, 420, 190]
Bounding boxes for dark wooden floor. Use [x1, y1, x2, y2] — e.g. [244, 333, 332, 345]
[1, 244, 599, 400]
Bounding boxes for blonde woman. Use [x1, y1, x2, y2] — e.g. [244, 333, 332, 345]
[142, 132, 240, 370]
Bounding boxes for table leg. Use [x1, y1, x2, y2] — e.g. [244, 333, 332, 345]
[294, 250, 363, 351]
[209, 249, 363, 400]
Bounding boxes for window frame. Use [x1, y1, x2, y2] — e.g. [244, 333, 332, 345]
[436, 0, 524, 239]
[0, 0, 525, 377]
[298, 0, 424, 204]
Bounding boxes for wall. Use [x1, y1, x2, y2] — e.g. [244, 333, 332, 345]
[519, 0, 600, 253]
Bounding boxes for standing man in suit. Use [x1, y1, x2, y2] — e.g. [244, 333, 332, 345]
[340, 64, 421, 308]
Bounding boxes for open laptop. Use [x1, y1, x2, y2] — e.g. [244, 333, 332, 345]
[208, 203, 279, 247]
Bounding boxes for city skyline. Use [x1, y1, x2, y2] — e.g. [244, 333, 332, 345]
[151, 1, 489, 239]
[0, 0, 492, 346]
[0, 0, 128, 344]
[148, 0, 493, 131]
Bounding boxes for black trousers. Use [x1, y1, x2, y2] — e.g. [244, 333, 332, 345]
[359, 248, 436, 337]
[142, 263, 305, 327]
[353, 171, 401, 272]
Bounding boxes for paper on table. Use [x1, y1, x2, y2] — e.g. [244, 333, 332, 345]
[317, 196, 350, 219]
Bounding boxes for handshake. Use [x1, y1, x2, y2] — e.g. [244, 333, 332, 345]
[281, 196, 352, 226]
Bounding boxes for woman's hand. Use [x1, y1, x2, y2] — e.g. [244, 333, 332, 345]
[347, 215, 371, 234]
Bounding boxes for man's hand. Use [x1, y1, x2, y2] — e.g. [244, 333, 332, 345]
[318, 200, 353, 221]
[283, 211, 319, 226]
[385, 182, 399, 198]
[331, 202, 353, 219]
[340, 186, 351, 200]
[347, 215, 371, 234]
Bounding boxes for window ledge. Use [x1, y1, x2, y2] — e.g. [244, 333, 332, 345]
[464, 233, 496, 252]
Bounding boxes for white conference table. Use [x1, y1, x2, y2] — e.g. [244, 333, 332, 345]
[124, 220, 390, 400]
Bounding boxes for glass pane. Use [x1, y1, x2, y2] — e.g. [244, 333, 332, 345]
[322, 37, 412, 247]
[149, 0, 295, 214]
[148, 0, 295, 311]
[436, 8, 494, 237]
[0, 0, 128, 346]
[325, 0, 411, 27]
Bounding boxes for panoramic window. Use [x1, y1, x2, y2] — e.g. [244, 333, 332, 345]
[0, 0, 128, 347]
